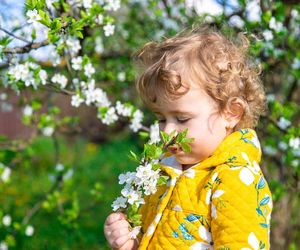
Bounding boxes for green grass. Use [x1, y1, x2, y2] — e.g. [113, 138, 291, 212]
[1, 133, 142, 249]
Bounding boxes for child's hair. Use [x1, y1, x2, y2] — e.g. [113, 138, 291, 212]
[133, 24, 266, 130]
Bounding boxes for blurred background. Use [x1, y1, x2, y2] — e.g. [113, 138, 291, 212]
[0, 0, 299, 249]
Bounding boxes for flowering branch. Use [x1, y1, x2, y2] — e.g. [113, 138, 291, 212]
[111, 129, 194, 237]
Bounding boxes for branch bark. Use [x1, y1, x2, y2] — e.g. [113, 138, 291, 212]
[3, 40, 50, 54]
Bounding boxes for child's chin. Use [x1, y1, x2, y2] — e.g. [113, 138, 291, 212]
[175, 154, 199, 166]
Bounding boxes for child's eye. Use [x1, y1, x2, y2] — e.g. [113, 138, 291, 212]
[177, 118, 190, 123]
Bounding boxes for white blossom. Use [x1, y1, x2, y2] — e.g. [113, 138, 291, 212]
[42, 126, 54, 137]
[63, 169, 74, 180]
[277, 117, 291, 130]
[115, 101, 132, 117]
[269, 17, 284, 32]
[55, 163, 64, 171]
[23, 105, 33, 116]
[289, 137, 300, 150]
[100, 107, 118, 125]
[66, 37, 81, 56]
[118, 172, 136, 185]
[95, 36, 104, 54]
[71, 56, 83, 71]
[104, 0, 121, 11]
[95, 14, 104, 24]
[0, 242, 8, 250]
[103, 23, 115, 36]
[117, 72, 126, 81]
[2, 215, 11, 226]
[262, 30, 273, 41]
[112, 196, 127, 211]
[129, 226, 142, 239]
[129, 110, 143, 132]
[71, 94, 84, 107]
[39, 69, 48, 85]
[51, 74, 68, 89]
[25, 225, 34, 236]
[84, 63, 95, 78]
[0, 93, 7, 101]
[149, 123, 160, 144]
[82, 0, 93, 9]
[121, 187, 141, 205]
[83, 83, 110, 107]
[291, 58, 300, 70]
[26, 9, 41, 24]
[1, 167, 11, 183]
[278, 141, 288, 151]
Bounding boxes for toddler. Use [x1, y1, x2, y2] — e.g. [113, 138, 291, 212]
[104, 25, 272, 250]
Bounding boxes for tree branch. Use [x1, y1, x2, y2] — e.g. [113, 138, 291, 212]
[3, 40, 49, 54]
[0, 26, 31, 44]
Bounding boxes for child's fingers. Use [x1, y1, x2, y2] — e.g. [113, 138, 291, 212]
[111, 234, 131, 249]
[110, 226, 131, 239]
[105, 219, 130, 232]
[105, 212, 126, 226]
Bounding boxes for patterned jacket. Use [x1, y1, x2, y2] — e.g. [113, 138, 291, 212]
[138, 129, 272, 250]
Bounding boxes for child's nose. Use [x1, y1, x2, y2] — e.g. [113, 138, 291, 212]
[163, 122, 177, 134]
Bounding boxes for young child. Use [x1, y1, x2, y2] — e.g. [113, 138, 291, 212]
[104, 25, 272, 250]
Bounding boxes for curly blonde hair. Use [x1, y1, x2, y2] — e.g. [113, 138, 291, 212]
[133, 25, 266, 130]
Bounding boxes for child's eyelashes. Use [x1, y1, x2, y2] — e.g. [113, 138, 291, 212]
[157, 118, 190, 124]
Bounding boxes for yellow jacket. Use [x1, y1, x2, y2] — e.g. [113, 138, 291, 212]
[138, 129, 272, 250]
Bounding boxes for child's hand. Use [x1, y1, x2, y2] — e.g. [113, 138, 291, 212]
[104, 212, 138, 250]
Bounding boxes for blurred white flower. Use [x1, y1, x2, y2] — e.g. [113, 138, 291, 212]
[25, 225, 34, 236]
[39, 69, 48, 85]
[26, 9, 41, 24]
[291, 58, 300, 70]
[115, 101, 132, 117]
[100, 107, 118, 125]
[0, 242, 8, 250]
[104, 0, 121, 11]
[84, 63, 95, 78]
[71, 94, 84, 107]
[112, 196, 127, 211]
[95, 14, 104, 24]
[71, 56, 83, 71]
[269, 17, 283, 32]
[129, 110, 143, 132]
[95, 36, 104, 54]
[263, 145, 277, 156]
[23, 105, 33, 117]
[277, 117, 291, 130]
[1, 167, 11, 183]
[63, 169, 74, 180]
[103, 23, 115, 36]
[118, 172, 136, 185]
[278, 141, 288, 151]
[262, 30, 273, 41]
[55, 163, 64, 171]
[83, 0, 93, 8]
[2, 215, 11, 226]
[289, 137, 300, 150]
[117, 72, 126, 81]
[149, 123, 160, 144]
[0, 93, 7, 101]
[66, 37, 81, 56]
[51, 74, 68, 89]
[42, 126, 54, 137]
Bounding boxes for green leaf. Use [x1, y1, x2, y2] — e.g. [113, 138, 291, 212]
[157, 175, 169, 186]
[38, 10, 52, 27]
[180, 142, 191, 153]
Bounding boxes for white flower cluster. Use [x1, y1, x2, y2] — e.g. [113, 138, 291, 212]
[0, 163, 11, 183]
[26, 9, 41, 25]
[103, 0, 121, 11]
[149, 123, 160, 144]
[112, 161, 160, 211]
[269, 17, 284, 33]
[129, 110, 143, 132]
[51, 73, 68, 89]
[0, 241, 8, 250]
[66, 37, 81, 56]
[100, 107, 118, 125]
[8, 62, 48, 89]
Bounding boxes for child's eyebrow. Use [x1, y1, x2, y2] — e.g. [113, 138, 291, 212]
[154, 110, 194, 116]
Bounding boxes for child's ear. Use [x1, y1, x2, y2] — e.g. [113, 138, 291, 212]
[222, 97, 246, 129]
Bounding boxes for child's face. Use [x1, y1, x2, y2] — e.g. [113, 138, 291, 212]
[154, 87, 228, 167]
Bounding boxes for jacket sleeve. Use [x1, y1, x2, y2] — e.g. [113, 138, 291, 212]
[210, 166, 272, 249]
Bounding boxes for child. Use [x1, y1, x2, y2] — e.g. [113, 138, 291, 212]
[104, 25, 272, 250]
